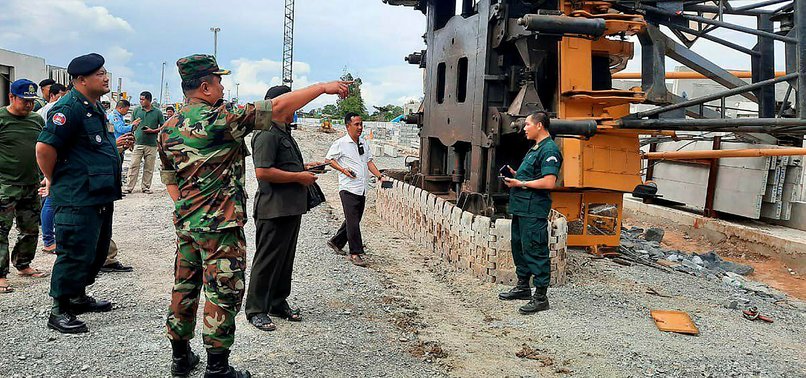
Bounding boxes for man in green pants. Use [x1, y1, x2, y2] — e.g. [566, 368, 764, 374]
[0, 79, 50, 294]
[159, 54, 349, 377]
[36, 53, 121, 333]
[499, 111, 562, 314]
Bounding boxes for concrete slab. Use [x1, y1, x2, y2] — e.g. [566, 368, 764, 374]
[623, 196, 806, 273]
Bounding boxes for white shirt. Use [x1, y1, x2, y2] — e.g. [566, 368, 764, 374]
[37, 101, 57, 121]
[326, 134, 374, 196]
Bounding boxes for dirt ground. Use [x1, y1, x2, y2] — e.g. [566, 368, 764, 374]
[0, 122, 804, 377]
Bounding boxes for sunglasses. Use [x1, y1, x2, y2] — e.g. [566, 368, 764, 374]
[358, 142, 365, 155]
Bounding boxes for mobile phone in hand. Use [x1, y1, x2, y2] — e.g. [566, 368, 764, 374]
[306, 163, 329, 172]
[499, 165, 514, 178]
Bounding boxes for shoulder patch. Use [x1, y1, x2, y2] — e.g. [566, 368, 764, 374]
[52, 113, 66, 126]
[546, 156, 559, 163]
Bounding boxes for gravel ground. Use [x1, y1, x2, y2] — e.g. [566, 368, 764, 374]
[0, 125, 442, 378]
[1, 122, 804, 377]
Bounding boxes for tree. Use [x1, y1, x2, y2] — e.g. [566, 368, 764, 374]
[370, 104, 404, 122]
[336, 72, 368, 121]
[322, 104, 338, 117]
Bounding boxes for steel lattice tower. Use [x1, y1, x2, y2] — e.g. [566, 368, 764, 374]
[282, 0, 295, 86]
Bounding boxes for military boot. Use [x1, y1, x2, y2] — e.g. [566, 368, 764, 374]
[47, 299, 88, 334]
[519, 286, 550, 314]
[171, 340, 200, 377]
[204, 350, 251, 378]
[498, 277, 532, 300]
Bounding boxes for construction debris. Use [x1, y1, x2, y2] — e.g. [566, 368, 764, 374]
[649, 310, 700, 335]
[620, 227, 789, 303]
[742, 307, 774, 323]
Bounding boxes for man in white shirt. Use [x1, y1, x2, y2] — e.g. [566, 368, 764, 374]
[36, 83, 68, 120]
[326, 112, 385, 267]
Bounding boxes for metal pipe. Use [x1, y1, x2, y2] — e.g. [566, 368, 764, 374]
[685, 5, 776, 16]
[613, 70, 787, 80]
[631, 73, 799, 118]
[733, 0, 790, 12]
[665, 23, 761, 56]
[642, 5, 798, 43]
[517, 14, 606, 37]
[621, 117, 806, 129]
[643, 147, 806, 160]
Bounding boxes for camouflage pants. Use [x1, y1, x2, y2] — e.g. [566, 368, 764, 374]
[0, 185, 41, 278]
[166, 228, 246, 352]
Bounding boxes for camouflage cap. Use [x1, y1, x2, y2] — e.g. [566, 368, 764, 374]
[176, 54, 231, 82]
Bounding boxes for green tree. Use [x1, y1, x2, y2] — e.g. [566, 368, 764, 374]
[322, 104, 338, 117]
[336, 72, 368, 120]
[371, 104, 404, 122]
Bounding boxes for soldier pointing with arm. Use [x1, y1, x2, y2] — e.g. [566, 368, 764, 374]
[158, 54, 349, 378]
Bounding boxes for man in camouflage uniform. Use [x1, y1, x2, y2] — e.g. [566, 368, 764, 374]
[159, 54, 348, 378]
[0, 79, 50, 294]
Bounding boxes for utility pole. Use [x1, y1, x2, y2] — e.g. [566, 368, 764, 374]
[210, 27, 221, 59]
[159, 61, 165, 108]
[282, 0, 295, 86]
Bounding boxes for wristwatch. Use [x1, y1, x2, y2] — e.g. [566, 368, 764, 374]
[521, 183, 527, 190]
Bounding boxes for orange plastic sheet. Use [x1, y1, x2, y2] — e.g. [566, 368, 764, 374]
[650, 310, 700, 335]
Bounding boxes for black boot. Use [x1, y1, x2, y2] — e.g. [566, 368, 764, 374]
[47, 299, 88, 334]
[498, 277, 532, 300]
[69, 295, 113, 314]
[519, 286, 550, 314]
[171, 340, 200, 377]
[204, 350, 251, 378]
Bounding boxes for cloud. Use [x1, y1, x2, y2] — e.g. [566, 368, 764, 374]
[0, 0, 133, 45]
[360, 65, 424, 109]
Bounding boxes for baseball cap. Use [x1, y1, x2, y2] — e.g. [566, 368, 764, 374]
[10, 79, 39, 99]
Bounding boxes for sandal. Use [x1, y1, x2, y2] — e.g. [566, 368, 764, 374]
[269, 303, 302, 322]
[18, 268, 49, 278]
[42, 245, 56, 254]
[0, 285, 14, 294]
[248, 313, 276, 331]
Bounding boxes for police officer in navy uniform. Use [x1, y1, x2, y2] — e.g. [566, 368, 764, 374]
[36, 53, 121, 333]
[499, 111, 563, 314]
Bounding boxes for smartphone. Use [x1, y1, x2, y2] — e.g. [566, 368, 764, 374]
[499, 165, 514, 178]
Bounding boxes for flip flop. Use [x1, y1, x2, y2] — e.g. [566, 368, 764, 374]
[18, 269, 49, 278]
[0, 285, 14, 294]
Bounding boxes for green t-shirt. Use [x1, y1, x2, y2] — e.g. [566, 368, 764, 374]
[0, 107, 44, 187]
[133, 106, 164, 146]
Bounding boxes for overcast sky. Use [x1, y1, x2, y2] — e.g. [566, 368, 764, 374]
[0, 0, 786, 109]
[1, 0, 427, 110]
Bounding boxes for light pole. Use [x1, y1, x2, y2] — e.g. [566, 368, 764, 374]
[235, 83, 239, 104]
[158, 61, 166, 108]
[210, 27, 221, 59]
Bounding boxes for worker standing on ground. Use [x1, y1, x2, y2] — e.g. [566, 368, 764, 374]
[325, 113, 386, 267]
[499, 111, 562, 314]
[36, 53, 121, 333]
[246, 85, 325, 332]
[126, 91, 163, 194]
[159, 54, 349, 378]
[0, 79, 50, 295]
[33, 79, 55, 112]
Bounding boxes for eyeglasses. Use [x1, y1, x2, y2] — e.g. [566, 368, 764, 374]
[358, 142, 365, 155]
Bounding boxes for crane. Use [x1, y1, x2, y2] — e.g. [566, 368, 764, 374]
[282, 0, 295, 87]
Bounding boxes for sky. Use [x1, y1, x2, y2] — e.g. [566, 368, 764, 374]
[0, 1, 787, 109]
[0, 0, 428, 110]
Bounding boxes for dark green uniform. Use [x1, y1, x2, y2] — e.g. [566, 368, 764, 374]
[37, 88, 122, 301]
[508, 137, 562, 288]
[0, 107, 44, 278]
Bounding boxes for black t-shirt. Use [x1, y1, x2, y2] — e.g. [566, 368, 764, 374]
[251, 123, 307, 219]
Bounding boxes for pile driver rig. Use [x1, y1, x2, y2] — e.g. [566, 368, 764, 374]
[382, 0, 805, 253]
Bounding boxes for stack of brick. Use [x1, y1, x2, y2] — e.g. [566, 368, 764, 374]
[376, 179, 568, 287]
